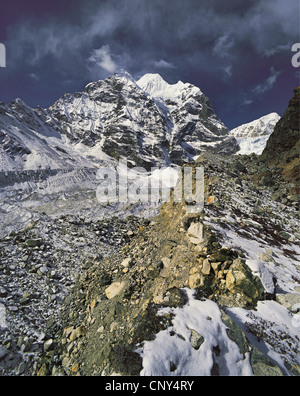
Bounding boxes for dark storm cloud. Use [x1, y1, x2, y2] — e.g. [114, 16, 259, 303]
[0, 0, 299, 128]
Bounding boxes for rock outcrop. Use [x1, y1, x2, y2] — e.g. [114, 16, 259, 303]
[261, 87, 300, 184]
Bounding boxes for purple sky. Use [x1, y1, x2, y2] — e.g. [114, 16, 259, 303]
[0, 0, 299, 129]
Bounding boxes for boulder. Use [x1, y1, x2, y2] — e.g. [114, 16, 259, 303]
[225, 258, 265, 307]
[187, 222, 204, 244]
[105, 281, 128, 300]
[121, 257, 133, 269]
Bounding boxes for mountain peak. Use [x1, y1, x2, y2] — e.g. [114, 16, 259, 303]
[113, 69, 136, 83]
[230, 112, 281, 155]
[137, 73, 190, 101]
[230, 112, 281, 138]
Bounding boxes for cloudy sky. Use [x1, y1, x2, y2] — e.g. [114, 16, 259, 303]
[0, 0, 299, 129]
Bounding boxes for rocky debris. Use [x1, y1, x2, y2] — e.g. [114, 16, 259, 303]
[224, 258, 264, 306]
[187, 222, 204, 245]
[0, 147, 299, 376]
[105, 282, 129, 300]
[0, 214, 146, 376]
[30, 152, 298, 377]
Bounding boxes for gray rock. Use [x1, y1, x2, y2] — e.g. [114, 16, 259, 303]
[278, 231, 291, 240]
[202, 259, 211, 275]
[259, 252, 274, 263]
[276, 293, 300, 312]
[250, 346, 284, 376]
[44, 339, 54, 352]
[189, 329, 204, 350]
[121, 257, 133, 269]
[25, 238, 44, 248]
[0, 287, 8, 297]
[0, 347, 8, 361]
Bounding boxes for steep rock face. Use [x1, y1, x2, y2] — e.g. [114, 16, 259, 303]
[230, 113, 281, 155]
[47, 71, 237, 168]
[136, 73, 236, 163]
[48, 72, 172, 168]
[261, 87, 300, 183]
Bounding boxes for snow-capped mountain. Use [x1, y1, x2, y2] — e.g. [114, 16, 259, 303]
[136, 73, 238, 161]
[0, 98, 99, 172]
[230, 113, 281, 155]
[0, 71, 238, 172]
[47, 70, 237, 168]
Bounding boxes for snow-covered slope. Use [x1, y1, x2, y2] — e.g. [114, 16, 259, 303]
[230, 113, 281, 155]
[0, 98, 100, 172]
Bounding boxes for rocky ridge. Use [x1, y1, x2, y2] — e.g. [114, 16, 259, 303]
[0, 214, 147, 375]
[52, 154, 300, 376]
[1, 150, 298, 376]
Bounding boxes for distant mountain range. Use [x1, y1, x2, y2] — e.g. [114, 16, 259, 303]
[0, 70, 241, 172]
[0, 69, 284, 174]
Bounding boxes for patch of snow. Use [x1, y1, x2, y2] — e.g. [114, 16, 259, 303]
[138, 288, 253, 376]
[234, 136, 270, 155]
[230, 113, 280, 138]
[227, 300, 300, 374]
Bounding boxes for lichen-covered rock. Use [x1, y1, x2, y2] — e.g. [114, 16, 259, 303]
[225, 258, 265, 308]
